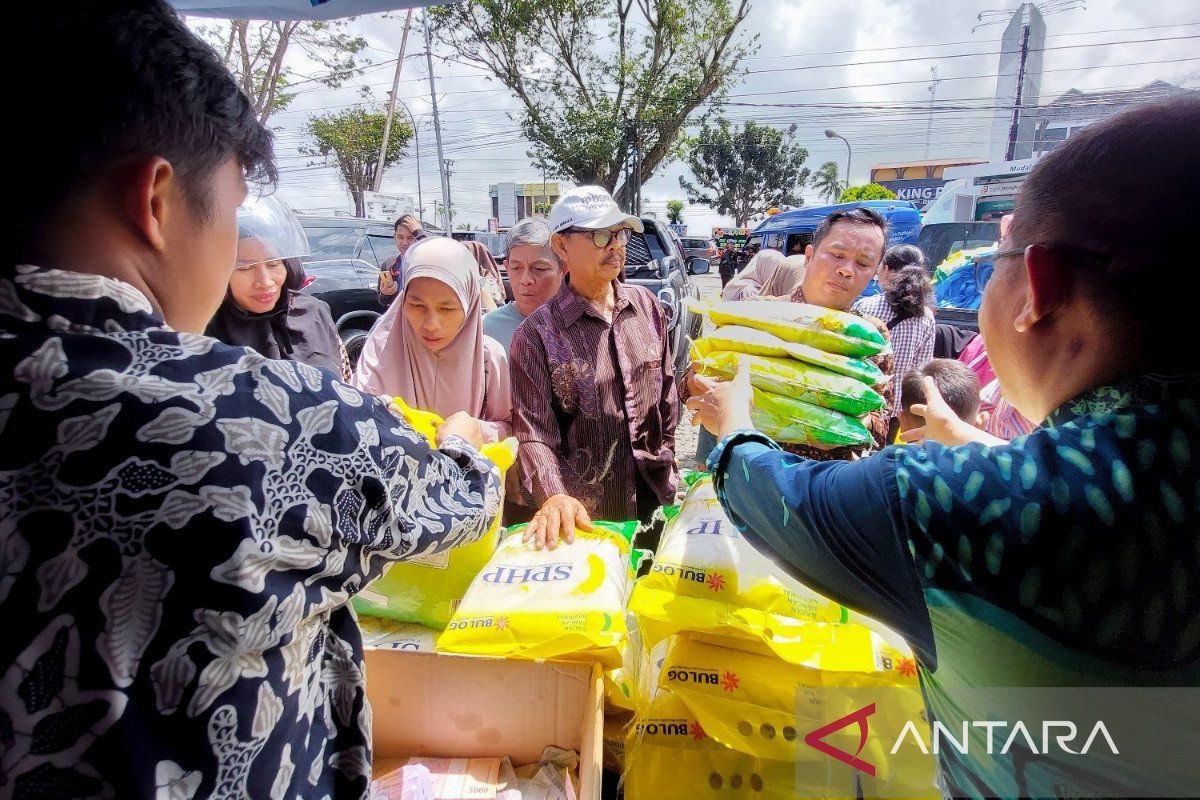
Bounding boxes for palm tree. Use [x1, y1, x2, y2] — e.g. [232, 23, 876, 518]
[813, 161, 844, 203]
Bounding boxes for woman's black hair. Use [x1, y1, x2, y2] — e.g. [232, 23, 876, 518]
[883, 244, 926, 272]
[884, 261, 933, 321]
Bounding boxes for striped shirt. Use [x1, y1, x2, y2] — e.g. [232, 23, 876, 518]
[853, 292, 935, 418]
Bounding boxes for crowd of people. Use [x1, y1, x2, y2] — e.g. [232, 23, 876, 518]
[3, 1, 1197, 798]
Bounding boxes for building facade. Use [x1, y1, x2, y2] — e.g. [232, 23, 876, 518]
[870, 159, 986, 211]
[1031, 81, 1195, 158]
[488, 182, 563, 229]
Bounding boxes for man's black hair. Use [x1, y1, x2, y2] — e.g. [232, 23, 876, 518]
[811, 207, 889, 254]
[13, 0, 276, 262]
[902, 360, 981, 422]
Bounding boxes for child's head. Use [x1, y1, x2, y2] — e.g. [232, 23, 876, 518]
[899, 359, 984, 436]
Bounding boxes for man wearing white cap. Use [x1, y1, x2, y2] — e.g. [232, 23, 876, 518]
[510, 186, 679, 547]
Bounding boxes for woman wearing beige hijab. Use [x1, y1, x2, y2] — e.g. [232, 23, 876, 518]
[354, 237, 512, 443]
[720, 249, 806, 301]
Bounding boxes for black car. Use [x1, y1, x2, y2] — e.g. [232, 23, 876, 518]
[625, 217, 707, 375]
[296, 216, 400, 363]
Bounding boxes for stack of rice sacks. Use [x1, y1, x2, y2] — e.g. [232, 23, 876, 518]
[623, 475, 939, 799]
[687, 300, 890, 449]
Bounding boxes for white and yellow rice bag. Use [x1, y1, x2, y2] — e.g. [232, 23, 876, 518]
[436, 521, 636, 667]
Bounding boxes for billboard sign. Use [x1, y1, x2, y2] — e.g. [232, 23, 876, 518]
[877, 179, 946, 210]
[363, 191, 415, 222]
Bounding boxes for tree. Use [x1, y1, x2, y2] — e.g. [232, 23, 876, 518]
[435, 201, 455, 231]
[193, 19, 368, 123]
[666, 199, 685, 225]
[302, 109, 413, 217]
[839, 183, 898, 202]
[679, 120, 810, 227]
[812, 161, 844, 204]
[534, 201, 553, 216]
[430, 0, 756, 207]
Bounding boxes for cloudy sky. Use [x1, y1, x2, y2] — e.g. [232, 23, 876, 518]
[195, 0, 1200, 234]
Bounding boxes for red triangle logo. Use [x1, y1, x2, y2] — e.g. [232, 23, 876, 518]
[804, 703, 876, 776]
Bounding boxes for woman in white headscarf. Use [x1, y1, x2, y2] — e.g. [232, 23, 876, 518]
[720, 249, 806, 301]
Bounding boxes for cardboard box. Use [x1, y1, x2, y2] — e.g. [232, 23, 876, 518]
[366, 649, 603, 800]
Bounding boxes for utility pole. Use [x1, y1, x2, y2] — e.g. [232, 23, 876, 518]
[1005, 20, 1031, 161]
[923, 66, 941, 160]
[424, 11, 451, 232]
[372, 9, 414, 194]
[443, 159, 455, 229]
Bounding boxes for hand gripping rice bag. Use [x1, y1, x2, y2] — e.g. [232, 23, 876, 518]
[629, 477, 891, 670]
[623, 690, 855, 800]
[689, 299, 889, 358]
[352, 398, 515, 629]
[436, 521, 636, 667]
[697, 350, 884, 416]
[693, 326, 885, 386]
[749, 388, 872, 448]
[651, 636, 937, 797]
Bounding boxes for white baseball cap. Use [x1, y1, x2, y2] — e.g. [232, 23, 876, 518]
[548, 185, 645, 235]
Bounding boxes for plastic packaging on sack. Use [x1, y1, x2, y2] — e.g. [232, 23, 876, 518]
[352, 398, 516, 630]
[651, 636, 936, 796]
[602, 712, 634, 773]
[750, 387, 873, 448]
[436, 521, 636, 667]
[623, 691, 854, 800]
[689, 299, 889, 358]
[604, 612, 642, 712]
[629, 476, 902, 671]
[697, 350, 884, 416]
[692, 326, 885, 386]
[357, 617, 438, 652]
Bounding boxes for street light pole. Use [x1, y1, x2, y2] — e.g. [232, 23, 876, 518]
[825, 129, 852, 191]
[372, 9, 414, 194]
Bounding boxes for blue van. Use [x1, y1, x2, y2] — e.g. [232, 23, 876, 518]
[749, 199, 922, 255]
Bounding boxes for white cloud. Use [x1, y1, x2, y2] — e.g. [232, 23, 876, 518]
[218, 0, 1199, 234]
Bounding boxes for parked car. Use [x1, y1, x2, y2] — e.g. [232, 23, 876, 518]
[749, 199, 922, 255]
[296, 216, 399, 365]
[915, 221, 1000, 271]
[679, 236, 719, 267]
[625, 216, 707, 375]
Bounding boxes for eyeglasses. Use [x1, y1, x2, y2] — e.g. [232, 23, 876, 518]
[567, 227, 632, 248]
[993, 242, 1112, 268]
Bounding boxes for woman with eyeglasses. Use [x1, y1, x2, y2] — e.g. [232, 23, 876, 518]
[509, 186, 679, 550]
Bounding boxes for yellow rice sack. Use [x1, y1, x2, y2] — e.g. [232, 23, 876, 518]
[604, 611, 642, 712]
[436, 522, 635, 667]
[357, 617, 438, 652]
[689, 299, 890, 358]
[651, 636, 936, 796]
[696, 350, 884, 416]
[693, 325, 885, 386]
[631, 477, 896, 669]
[351, 398, 516, 629]
[624, 691, 855, 800]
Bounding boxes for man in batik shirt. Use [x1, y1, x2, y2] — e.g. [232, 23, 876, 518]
[1, 4, 498, 798]
[511, 186, 678, 549]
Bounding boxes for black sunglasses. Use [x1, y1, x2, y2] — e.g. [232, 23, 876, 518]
[567, 227, 632, 248]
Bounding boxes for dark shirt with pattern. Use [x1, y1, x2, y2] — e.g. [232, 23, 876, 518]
[0, 266, 500, 799]
[707, 371, 1200, 797]
[509, 280, 679, 521]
